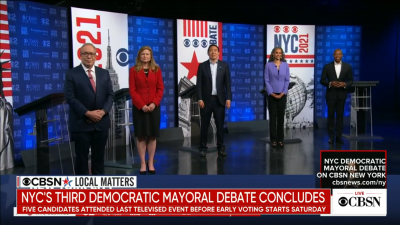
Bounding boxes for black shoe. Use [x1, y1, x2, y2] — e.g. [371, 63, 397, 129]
[328, 139, 334, 144]
[147, 162, 156, 175]
[199, 147, 207, 157]
[218, 149, 227, 157]
[336, 138, 344, 144]
[139, 169, 147, 175]
[199, 150, 206, 157]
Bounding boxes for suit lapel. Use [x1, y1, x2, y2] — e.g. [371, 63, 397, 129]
[204, 60, 212, 84]
[141, 68, 149, 82]
[216, 62, 222, 82]
[331, 62, 339, 80]
[338, 63, 345, 80]
[95, 67, 103, 94]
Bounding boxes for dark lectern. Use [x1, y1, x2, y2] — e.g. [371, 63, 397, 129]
[104, 88, 135, 168]
[14, 93, 72, 174]
[343, 81, 382, 140]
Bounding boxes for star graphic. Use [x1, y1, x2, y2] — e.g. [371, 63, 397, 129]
[181, 51, 201, 80]
[63, 177, 73, 187]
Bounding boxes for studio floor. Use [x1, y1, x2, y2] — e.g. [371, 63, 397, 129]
[2, 115, 399, 176]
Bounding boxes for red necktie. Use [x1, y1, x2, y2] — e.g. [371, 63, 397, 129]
[87, 70, 96, 92]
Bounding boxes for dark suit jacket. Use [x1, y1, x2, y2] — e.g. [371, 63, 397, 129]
[196, 60, 232, 106]
[320, 61, 354, 100]
[128, 67, 164, 110]
[64, 64, 114, 132]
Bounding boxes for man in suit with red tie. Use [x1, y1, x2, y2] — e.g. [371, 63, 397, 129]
[196, 44, 232, 157]
[64, 43, 114, 174]
[320, 49, 354, 145]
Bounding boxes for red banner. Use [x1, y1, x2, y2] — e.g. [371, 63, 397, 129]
[16, 189, 331, 216]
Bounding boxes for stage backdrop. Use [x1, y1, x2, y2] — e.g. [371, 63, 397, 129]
[177, 20, 265, 137]
[177, 19, 222, 137]
[266, 25, 315, 128]
[71, 7, 128, 87]
[222, 23, 265, 122]
[315, 26, 361, 121]
[128, 16, 175, 129]
[6, 1, 70, 163]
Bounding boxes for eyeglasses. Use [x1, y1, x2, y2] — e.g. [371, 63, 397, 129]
[81, 52, 96, 57]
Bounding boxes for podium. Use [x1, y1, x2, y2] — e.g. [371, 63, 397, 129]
[343, 81, 382, 140]
[104, 88, 135, 168]
[14, 93, 73, 174]
[259, 82, 302, 144]
[178, 85, 217, 153]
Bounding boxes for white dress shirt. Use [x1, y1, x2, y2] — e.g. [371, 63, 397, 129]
[334, 61, 341, 78]
[210, 60, 218, 95]
[81, 64, 96, 84]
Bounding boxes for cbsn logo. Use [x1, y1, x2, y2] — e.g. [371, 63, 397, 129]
[22, 177, 62, 187]
[338, 195, 381, 207]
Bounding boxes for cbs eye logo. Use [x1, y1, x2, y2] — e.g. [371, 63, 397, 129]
[22, 178, 31, 186]
[116, 48, 129, 67]
[338, 197, 348, 207]
[201, 39, 208, 48]
[192, 39, 199, 48]
[183, 39, 191, 47]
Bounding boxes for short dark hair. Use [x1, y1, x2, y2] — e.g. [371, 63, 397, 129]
[208, 44, 219, 53]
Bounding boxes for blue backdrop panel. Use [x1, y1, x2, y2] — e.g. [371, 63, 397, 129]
[315, 26, 361, 119]
[222, 24, 265, 122]
[7, 1, 70, 163]
[127, 16, 175, 129]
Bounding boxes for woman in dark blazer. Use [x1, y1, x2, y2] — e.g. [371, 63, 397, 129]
[264, 47, 290, 148]
[129, 46, 164, 175]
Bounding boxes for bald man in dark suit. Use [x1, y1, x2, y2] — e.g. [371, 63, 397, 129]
[320, 49, 354, 145]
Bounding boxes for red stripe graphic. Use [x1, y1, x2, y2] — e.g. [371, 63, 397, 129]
[2, 62, 11, 69]
[193, 20, 196, 37]
[0, 13, 7, 21]
[267, 54, 315, 59]
[196, 20, 200, 37]
[290, 64, 315, 67]
[0, 33, 9, 40]
[0, 52, 10, 59]
[3, 81, 12, 88]
[192, 20, 195, 37]
[4, 90, 12, 97]
[189, 20, 192, 37]
[2, 71, 11, 78]
[183, 20, 187, 37]
[0, 43, 10, 49]
[205, 21, 208, 38]
[200, 21, 203, 37]
[0, 3, 7, 11]
[0, 24, 8, 31]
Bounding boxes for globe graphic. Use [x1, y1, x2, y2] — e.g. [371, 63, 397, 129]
[286, 73, 307, 120]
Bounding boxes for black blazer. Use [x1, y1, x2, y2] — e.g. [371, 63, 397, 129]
[64, 64, 114, 132]
[320, 61, 354, 100]
[196, 60, 232, 106]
